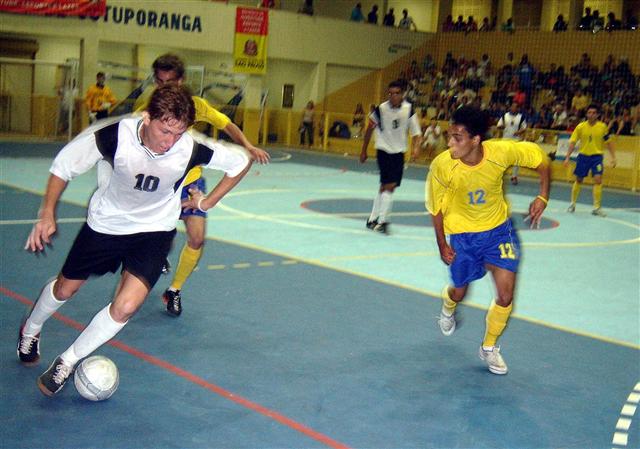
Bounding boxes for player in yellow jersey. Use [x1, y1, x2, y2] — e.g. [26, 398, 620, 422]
[563, 104, 616, 217]
[140, 54, 270, 316]
[426, 107, 550, 375]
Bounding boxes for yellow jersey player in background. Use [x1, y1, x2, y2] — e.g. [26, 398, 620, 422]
[563, 103, 616, 217]
[136, 54, 270, 317]
[426, 106, 550, 375]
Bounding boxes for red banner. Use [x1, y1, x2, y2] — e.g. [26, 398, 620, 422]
[0, 0, 106, 16]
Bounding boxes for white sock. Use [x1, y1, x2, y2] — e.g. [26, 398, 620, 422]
[23, 278, 65, 336]
[369, 192, 382, 222]
[60, 304, 126, 366]
[378, 191, 393, 223]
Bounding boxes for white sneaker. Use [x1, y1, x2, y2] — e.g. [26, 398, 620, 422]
[567, 204, 575, 213]
[478, 346, 508, 375]
[438, 312, 456, 336]
[591, 208, 606, 217]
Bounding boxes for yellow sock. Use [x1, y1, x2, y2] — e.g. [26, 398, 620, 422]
[570, 181, 581, 205]
[170, 245, 202, 291]
[441, 285, 458, 316]
[482, 300, 513, 348]
[593, 184, 602, 209]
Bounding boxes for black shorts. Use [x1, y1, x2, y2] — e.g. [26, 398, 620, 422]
[61, 223, 176, 289]
[376, 149, 405, 186]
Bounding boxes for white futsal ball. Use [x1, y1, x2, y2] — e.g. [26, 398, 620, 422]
[74, 355, 119, 401]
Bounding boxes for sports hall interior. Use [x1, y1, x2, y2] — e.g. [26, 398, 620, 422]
[1, 1, 639, 448]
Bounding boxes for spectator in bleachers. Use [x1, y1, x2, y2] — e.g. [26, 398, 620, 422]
[625, 10, 638, 30]
[609, 108, 636, 135]
[298, 0, 313, 16]
[571, 89, 589, 116]
[502, 17, 515, 33]
[260, 0, 275, 7]
[479, 17, 491, 31]
[422, 54, 436, 74]
[605, 12, 622, 31]
[398, 9, 417, 31]
[578, 7, 593, 30]
[550, 103, 568, 129]
[453, 15, 466, 32]
[591, 10, 604, 32]
[443, 14, 454, 32]
[382, 8, 395, 26]
[421, 116, 442, 159]
[517, 54, 535, 106]
[367, 5, 379, 24]
[350, 3, 364, 22]
[552, 14, 568, 32]
[497, 102, 527, 184]
[465, 16, 478, 33]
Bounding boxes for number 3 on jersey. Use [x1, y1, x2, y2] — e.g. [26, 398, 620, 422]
[467, 189, 486, 205]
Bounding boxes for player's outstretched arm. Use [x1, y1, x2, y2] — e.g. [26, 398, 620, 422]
[360, 122, 375, 163]
[25, 175, 67, 252]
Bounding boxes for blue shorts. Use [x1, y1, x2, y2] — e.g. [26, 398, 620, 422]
[574, 153, 604, 178]
[180, 178, 207, 218]
[449, 219, 521, 288]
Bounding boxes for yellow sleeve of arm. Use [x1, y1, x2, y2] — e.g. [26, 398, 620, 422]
[425, 164, 447, 215]
[193, 96, 231, 130]
[512, 141, 545, 169]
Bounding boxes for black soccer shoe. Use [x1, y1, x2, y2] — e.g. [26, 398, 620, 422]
[17, 324, 40, 365]
[37, 356, 74, 397]
[366, 219, 378, 230]
[162, 289, 182, 317]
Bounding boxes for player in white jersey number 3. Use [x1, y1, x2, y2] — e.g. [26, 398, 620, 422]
[18, 84, 252, 397]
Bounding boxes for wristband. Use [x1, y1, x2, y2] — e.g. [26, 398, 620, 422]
[197, 197, 206, 213]
[536, 195, 548, 205]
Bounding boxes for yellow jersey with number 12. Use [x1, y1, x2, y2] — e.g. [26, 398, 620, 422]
[426, 140, 546, 235]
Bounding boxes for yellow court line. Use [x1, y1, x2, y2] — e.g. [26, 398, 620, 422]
[207, 264, 226, 270]
[232, 263, 251, 269]
[258, 261, 275, 267]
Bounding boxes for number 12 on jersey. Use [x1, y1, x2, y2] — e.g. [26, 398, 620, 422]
[468, 189, 486, 205]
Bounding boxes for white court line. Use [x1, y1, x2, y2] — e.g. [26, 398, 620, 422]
[0, 217, 86, 225]
[612, 381, 640, 448]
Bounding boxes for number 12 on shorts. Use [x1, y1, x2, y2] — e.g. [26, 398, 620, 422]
[498, 243, 517, 259]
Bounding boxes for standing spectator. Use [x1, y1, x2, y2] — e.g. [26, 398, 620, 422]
[352, 102, 365, 137]
[360, 80, 422, 234]
[605, 12, 622, 31]
[398, 9, 417, 31]
[479, 17, 491, 31]
[298, 0, 313, 16]
[497, 102, 528, 184]
[350, 3, 364, 22]
[17, 84, 252, 396]
[609, 108, 636, 135]
[502, 17, 515, 33]
[465, 16, 478, 33]
[442, 14, 454, 32]
[84, 72, 116, 123]
[625, 10, 638, 30]
[300, 101, 315, 147]
[591, 10, 604, 32]
[426, 106, 550, 375]
[553, 14, 568, 31]
[367, 5, 379, 24]
[564, 104, 616, 216]
[517, 54, 535, 106]
[382, 8, 395, 26]
[578, 7, 593, 30]
[453, 15, 466, 32]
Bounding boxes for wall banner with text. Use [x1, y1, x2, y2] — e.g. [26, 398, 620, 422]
[233, 7, 268, 75]
[0, 0, 106, 16]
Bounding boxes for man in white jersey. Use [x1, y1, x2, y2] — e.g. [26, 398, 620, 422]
[497, 102, 527, 185]
[360, 80, 422, 234]
[18, 84, 251, 397]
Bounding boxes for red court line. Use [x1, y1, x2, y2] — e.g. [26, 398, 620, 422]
[2, 285, 352, 449]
